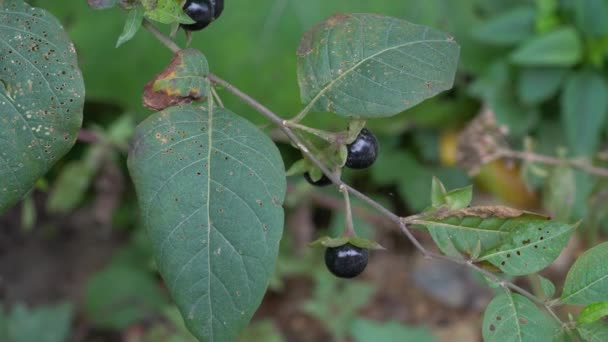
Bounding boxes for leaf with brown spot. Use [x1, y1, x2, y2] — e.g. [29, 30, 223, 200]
[143, 48, 209, 110]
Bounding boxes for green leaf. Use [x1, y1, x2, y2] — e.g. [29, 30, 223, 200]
[561, 69, 608, 156]
[472, 6, 536, 46]
[478, 221, 576, 276]
[482, 293, 560, 342]
[350, 319, 438, 342]
[510, 27, 582, 66]
[445, 185, 473, 210]
[430, 176, 448, 207]
[539, 275, 556, 298]
[578, 302, 608, 325]
[413, 206, 549, 258]
[543, 166, 575, 221]
[141, 0, 194, 25]
[85, 265, 167, 329]
[574, 0, 608, 37]
[143, 49, 210, 111]
[561, 241, 608, 305]
[116, 4, 144, 48]
[0, 0, 85, 214]
[517, 67, 568, 105]
[128, 104, 286, 341]
[578, 321, 608, 341]
[2, 302, 72, 342]
[297, 13, 459, 118]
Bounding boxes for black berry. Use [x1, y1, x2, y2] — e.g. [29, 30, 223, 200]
[345, 128, 379, 169]
[181, 0, 223, 32]
[325, 243, 369, 278]
[304, 172, 332, 187]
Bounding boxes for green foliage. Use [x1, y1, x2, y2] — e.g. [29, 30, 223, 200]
[561, 241, 608, 305]
[141, 0, 194, 25]
[482, 292, 560, 342]
[116, 4, 144, 48]
[0, 0, 85, 213]
[297, 13, 459, 118]
[577, 320, 608, 341]
[0, 302, 72, 342]
[472, 6, 536, 46]
[128, 104, 286, 341]
[577, 302, 608, 325]
[350, 319, 438, 342]
[430, 177, 472, 210]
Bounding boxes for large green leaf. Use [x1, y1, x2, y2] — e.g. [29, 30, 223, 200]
[128, 104, 286, 341]
[413, 206, 548, 258]
[561, 242, 608, 305]
[297, 13, 459, 118]
[561, 69, 608, 156]
[574, 0, 608, 37]
[510, 27, 582, 66]
[0, 0, 85, 213]
[478, 221, 576, 276]
[577, 302, 608, 325]
[482, 293, 560, 342]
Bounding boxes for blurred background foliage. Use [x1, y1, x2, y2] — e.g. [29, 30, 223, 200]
[2, 0, 608, 341]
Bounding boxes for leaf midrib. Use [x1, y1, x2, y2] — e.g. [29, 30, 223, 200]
[413, 219, 511, 235]
[205, 104, 214, 341]
[561, 273, 608, 304]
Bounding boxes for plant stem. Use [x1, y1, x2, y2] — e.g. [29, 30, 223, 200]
[286, 122, 336, 142]
[142, 20, 566, 328]
[499, 149, 608, 178]
[340, 185, 355, 237]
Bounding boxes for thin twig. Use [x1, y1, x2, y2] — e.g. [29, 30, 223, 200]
[142, 20, 566, 327]
[142, 19, 181, 53]
[499, 149, 608, 178]
[340, 185, 355, 237]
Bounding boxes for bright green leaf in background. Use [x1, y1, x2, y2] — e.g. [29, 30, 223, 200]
[472, 6, 536, 46]
[560, 69, 608, 157]
[478, 221, 576, 276]
[0, 302, 72, 342]
[516, 67, 568, 105]
[578, 320, 608, 342]
[510, 27, 582, 66]
[128, 104, 286, 341]
[562, 241, 608, 305]
[0, 0, 85, 214]
[350, 319, 438, 342]
[297, 13, 459, 118]
[542, 166, 575, 222]
[482, 293, 560, 342]
[577, 302, 608, 325]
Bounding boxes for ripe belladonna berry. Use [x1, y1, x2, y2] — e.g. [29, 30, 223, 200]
[325, 243, 369, 278]
[304, 172, 332, 187]
[181, 0, 224, 31]
[345, 128, 379, 169]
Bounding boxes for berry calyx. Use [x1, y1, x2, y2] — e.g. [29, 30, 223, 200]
[181, 0, 223, 32]
[325, 243, 369, 278]
[345, 128, 379, 170]
[304, 172, 332, 187]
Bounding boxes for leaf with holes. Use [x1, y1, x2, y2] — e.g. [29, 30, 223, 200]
[297, 13, 459, 118]
[412, 206, 549, 258]
[478, 221, 576, 276]
[143, 48, 209, 111]
[0, 0, 85, 214]
[561, 241, 608, 305]
[482, 293, 560, 342]
[127, 104, 286, 341]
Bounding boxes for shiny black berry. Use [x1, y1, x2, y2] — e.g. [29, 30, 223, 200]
[345, 128, 379, 169]
[325, 243, 369, 278]
[181, 0, 223, 31]
[304, 172, 332, 187]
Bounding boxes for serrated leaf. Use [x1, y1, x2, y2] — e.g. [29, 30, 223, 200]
[0, 0, 85, 214]
[472, 6, 536, 45]
[141, 0, 194, 25]
[578, 302, 608, 325]
[539, 275, 556, 299]
[297, 13, 459, 118]
[561, 69, 608, 156]
[143, 49, 209, 110]
[478, 221, 576, 276]
[561, 241, 608, 305]
[413, 206, 549, 258]
[510, 27, 582, 66]
[578, 321, 608, 342]
[482, 293, 560, 342]
[116, 4, 144, 48]
[127, 104, 286, 341]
